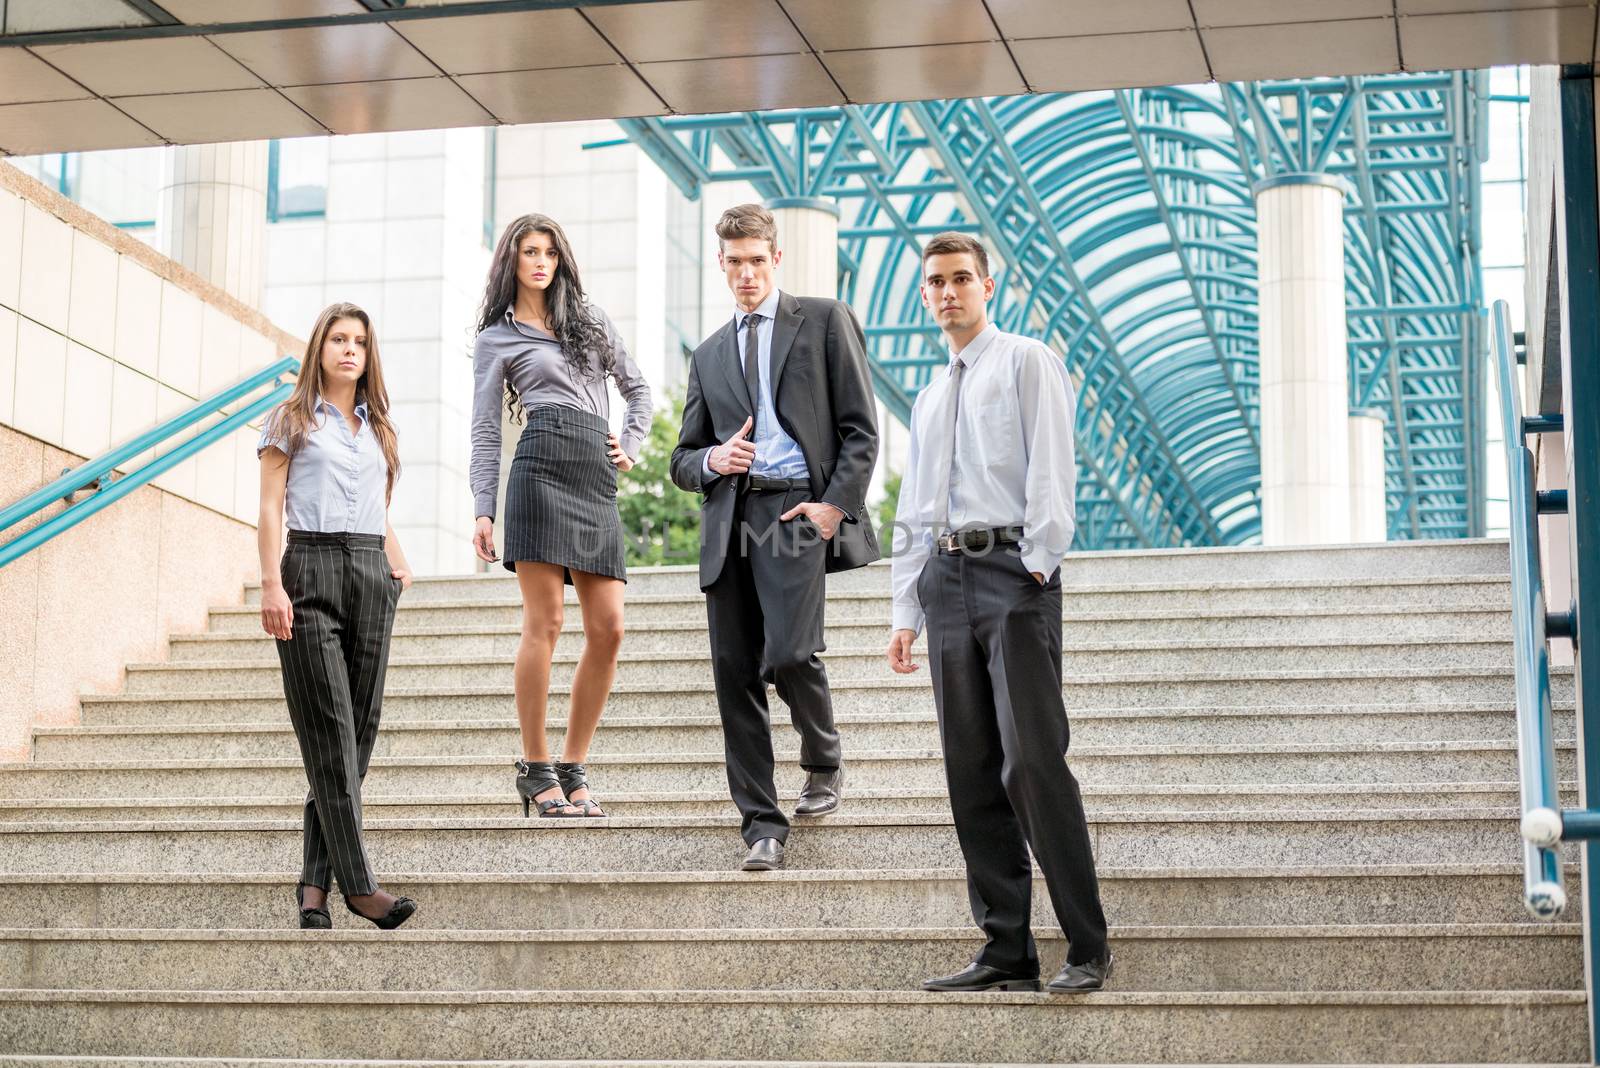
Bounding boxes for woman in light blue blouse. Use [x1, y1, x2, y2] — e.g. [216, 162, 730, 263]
[258, 302, 418, 931]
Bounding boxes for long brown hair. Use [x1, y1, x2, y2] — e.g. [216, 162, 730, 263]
[265, 302, 401, 500]
[476, 213, 612, 424]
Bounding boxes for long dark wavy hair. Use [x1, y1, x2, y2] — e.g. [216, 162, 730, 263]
[476, 213, 613, 424]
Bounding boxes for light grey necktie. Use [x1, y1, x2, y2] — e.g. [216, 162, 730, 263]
[931, 354, 966, 534]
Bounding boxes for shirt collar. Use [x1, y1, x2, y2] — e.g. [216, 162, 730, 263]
[735, 288, 782, 328]
[950, 322, 1000, 368]
[315, 395, 368, 423]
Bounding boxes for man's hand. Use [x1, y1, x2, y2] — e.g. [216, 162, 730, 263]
[887, 629, 919, 674]
[708, 416, 756, 476]
[780, 500, 845, 540]
[1032, 571, 1044, 584]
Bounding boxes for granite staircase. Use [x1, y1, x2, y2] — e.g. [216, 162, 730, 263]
[0, 539, 1587, 1065]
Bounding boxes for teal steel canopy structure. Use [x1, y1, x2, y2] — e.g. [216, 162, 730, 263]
[614, 72, 1486, 550]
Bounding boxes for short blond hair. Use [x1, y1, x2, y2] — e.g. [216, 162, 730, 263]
[922, 231, 991, 279]
[716, 203, 778, 253]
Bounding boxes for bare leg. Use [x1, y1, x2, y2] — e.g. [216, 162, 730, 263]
[564, 570, 626, 802]
[515, 561, 579, 813]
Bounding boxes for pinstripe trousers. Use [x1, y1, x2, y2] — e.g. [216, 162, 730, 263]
[274, 529, 400, 896]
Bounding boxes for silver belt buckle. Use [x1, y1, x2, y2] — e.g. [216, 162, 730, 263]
[937, 532, 959, 553]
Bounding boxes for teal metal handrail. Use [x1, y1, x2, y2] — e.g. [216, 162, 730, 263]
[0, 356, 298, 569]
[1490, 300, 1569, 918]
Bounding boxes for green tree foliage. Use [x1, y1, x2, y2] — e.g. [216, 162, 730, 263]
[617, 393, 703, 566]
[877, 469, 902, 536]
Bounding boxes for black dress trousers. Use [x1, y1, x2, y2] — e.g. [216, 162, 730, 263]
[274, 530, 400, 896]
[919, 546, 1108, 973]
[704, 483, 841, 846]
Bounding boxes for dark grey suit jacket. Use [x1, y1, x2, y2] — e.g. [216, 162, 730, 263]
[670, 291, 880, 590]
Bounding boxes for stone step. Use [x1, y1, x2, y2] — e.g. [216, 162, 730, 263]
[14, 1062, 1580, 1068]
[5, 742, 1578, 798]
[117, 639, 1516, 695]
[0, 782, 1572, 823]
[0, 810, 1570, 875]
[237, 542, 1510, 604]
[169, 606, 1514, 659]
[0, 864, 1567, 931]
[0, 923, 1579, 994]
[41, 705, 1568, 762]
[213, 575, 1514, 628]
[78, 668, 1577, 721]
[0, 987, 1583, 1063]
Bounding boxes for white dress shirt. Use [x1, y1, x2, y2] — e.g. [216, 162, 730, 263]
[257, 397, 389, 536]
[890, 322, 1078, 637]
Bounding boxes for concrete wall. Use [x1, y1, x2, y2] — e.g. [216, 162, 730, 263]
[0, 162, 301, 760]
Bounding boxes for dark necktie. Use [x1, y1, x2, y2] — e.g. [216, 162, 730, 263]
[742, 313, 762, 415]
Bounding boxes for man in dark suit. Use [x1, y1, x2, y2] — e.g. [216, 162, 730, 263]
[671, 203, 879, 871]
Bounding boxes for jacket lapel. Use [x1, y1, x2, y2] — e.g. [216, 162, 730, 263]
[768, 291, 804, 398]
[713, 317, 752, 418]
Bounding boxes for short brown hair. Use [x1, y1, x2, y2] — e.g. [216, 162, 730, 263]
[922, 232, 990, 279]
[716, 203, 778, 253]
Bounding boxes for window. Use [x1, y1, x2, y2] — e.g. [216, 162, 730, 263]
[267, 138, 328, 222]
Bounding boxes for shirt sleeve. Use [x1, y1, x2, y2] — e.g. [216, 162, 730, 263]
[470, 332, 507, 521]
[603, 308, 654, 460]
[256, 405, 290, 459]
[1016, 342, 1077, 579]
[890, 400, 934, 637]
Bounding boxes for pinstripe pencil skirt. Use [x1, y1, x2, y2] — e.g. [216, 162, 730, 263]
[502, 404, 627, 585]
[274, 529, 400, 896]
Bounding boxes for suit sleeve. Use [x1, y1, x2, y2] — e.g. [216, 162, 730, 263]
[818, 301, 878, 522]
[670, 352, 715, 495]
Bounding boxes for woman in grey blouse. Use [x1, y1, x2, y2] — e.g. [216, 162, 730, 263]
[470, 213, 652, 819]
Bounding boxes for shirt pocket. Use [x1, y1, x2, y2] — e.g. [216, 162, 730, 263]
[967, 398, 1020, 471]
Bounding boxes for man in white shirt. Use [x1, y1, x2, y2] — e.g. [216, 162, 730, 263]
[886, 232, 1111, 993]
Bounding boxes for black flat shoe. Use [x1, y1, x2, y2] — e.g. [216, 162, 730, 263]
[741, 837, 785, 871]
[555, 760, 606, 817]
[295, 882, 331, 930]
[922, 962, 1040, 992]
[794, 767, 842, 816]
[1047, 949, 1113, 992]
[515, 759, 583, 818]
[344, 895, 417, 931]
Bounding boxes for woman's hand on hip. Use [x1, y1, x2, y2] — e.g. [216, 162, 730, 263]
[391, 566, 413, 592]
[260, 581, 294, 641]
[608, 433, 635, 473]
[473, 516, 499, 563]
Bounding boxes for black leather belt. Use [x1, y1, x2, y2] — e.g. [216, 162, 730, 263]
[935, 526, 1024, 555]
[744, 476, 809, 492]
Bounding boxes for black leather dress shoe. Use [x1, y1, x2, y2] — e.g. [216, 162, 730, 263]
[1047, 949, 1113, 992]
[741, 837, 785, 871]
[794, 767, 843, 816]
[921, 962, 1040, 993]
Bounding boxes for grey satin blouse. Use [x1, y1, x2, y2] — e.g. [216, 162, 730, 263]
[470, 304, 652, 521]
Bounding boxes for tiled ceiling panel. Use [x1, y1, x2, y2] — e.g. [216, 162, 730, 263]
[1204, 18, 1400, 81]
[393, 9, 617, 74]
[1192, 0, 1392, 26]
[641, 53, 843, 114]
[1397, 0, 1591, 11]
[159, 0, 367, 23]
[987, 0, 1196, 39]
[782, 0, 998, 51]
[0, 48, 91, 104]
[1013, 30, 1210, 92]
[115, 88, 328, 145]
[211, 23, 436, 86]
[456, 65, 666, 124]
[281, 76, 495, 134]
[31, 37, 261, 97]
[0, 98, 162, 154]
[585, 0, 807, 63]
[822, 41, 1023, 103]
[2, 0, 152, 35]
[1400, 7, 1597, 68]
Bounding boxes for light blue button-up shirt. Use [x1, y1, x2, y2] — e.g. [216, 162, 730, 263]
[257, 397, 389, 536]
[703, 287, 810, 482]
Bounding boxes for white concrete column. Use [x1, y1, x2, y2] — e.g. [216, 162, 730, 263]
[767, 196, 839, 299]
[1348, 407, 1388, 542]
[156, 141, 269, 307]
[1254, 173, 1353, 545]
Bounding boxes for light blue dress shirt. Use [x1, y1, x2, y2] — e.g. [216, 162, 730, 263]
[703, 288, 811, 482]
[257, 397, 389, 536]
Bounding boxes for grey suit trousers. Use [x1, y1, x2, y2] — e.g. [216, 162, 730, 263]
[919, 546, 1109, 973]
[274, 529, 400, 896]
